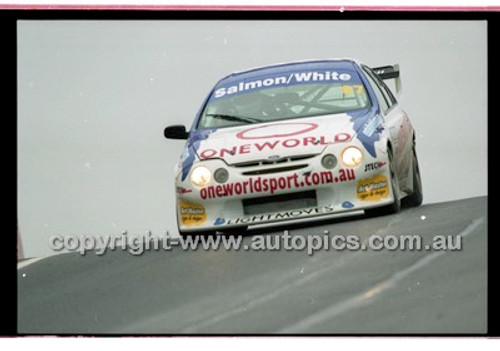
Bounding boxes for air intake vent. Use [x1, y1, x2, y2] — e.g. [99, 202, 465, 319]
[242, 164, 308, 176]
[232, 154, 316, 168]
[243, 191, 317, 215]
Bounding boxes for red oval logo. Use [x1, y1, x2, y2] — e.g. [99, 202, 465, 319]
[236, 122, 318, 140]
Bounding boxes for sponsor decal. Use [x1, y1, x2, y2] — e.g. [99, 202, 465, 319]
[364, 161, 386, 172]
[211, 70, 354, 100]
[353, 112, 384, 158]
[236, 122, 318, 140]
[176, 187, 193, 194]
[342, 201, 355, 209]
[225, 205, 336, 225]
[200, 169, 355, 200]
[213, 217, 226, 226]
[337, 169, 355, 182]
[356, 175, 390, 201]
[346, 108, 382, 158]
[362, 114, 384, 138]
[341, 85, 364, 95]
[346, 64, 391, 160]
[179, 201, 207, 226]
[199, 132, 352, 159]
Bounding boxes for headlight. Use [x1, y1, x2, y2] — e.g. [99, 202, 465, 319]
[190, 166, 211, 187]
[214, 168, 229, 183]
[321, 154, 337, 169]
[341, 146, 363, 167]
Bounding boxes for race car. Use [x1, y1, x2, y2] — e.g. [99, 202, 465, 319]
[164, 59, 423, 236]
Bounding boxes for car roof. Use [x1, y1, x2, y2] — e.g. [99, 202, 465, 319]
[217, 58, 362, 86]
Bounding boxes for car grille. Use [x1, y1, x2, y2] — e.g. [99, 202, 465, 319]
[242, 164, 308, 176]
[242, 190, 318, 215]
[231, 154, 316, 175]
[231, 154, 316, 168]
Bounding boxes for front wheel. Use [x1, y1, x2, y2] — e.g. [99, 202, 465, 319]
[365, 148, 401, 217]
[402, 144, 423, 207]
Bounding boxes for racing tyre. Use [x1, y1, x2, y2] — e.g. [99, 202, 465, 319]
[403, 144, 423, 207]
[365, 148, 401, 217]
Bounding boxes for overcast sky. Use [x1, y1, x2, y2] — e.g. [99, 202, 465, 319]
[18, 20, 487, 257]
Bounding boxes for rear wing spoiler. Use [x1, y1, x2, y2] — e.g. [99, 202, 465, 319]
[372, 64, 402, 96]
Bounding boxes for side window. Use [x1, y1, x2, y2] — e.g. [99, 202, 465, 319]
[363, 67, 390, 113]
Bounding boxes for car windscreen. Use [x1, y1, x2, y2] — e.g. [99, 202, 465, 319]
[197, 71, 371, 130]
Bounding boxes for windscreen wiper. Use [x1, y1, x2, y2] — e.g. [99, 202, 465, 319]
[205, 113, 263, 124]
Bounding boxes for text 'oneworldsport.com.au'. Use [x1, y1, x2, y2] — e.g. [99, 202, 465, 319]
[48, 230, 464, 256]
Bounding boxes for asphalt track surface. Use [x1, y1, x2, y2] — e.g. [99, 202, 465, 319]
[18, 196, 487, 334]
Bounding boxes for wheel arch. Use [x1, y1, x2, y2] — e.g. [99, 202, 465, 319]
[386, 140, 393, 155]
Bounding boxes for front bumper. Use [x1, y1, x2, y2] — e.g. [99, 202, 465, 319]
[175, 141, 394, 233]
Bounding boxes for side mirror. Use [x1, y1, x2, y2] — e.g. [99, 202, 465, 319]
[164, 125, 189, 140]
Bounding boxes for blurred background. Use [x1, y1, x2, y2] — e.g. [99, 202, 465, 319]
[18, 20, 487, 257]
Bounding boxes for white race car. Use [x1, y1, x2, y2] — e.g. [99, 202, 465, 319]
[164, 59, 423, 236]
